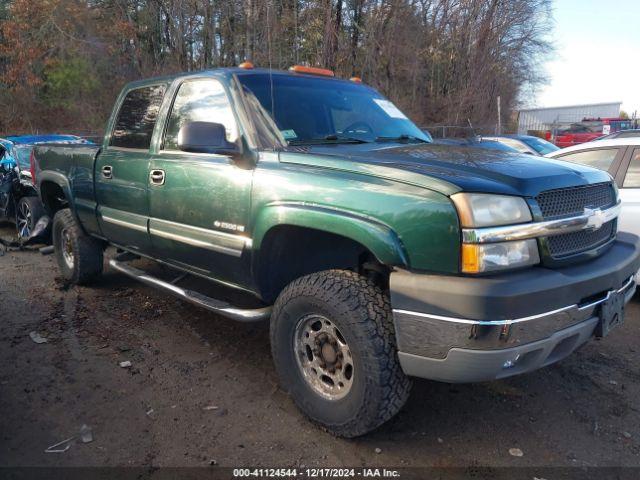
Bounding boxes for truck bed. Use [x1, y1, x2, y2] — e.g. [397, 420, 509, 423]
[34, 143, 100, 175]
[34, 143, 101, 235]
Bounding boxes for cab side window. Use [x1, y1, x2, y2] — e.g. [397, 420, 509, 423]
[557, 148, 619, 172]
[163, 79, 238, 151]
[110, 85, 166, 150]
[624, 149, 640, 188]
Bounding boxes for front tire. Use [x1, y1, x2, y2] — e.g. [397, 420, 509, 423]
[270, 269, 412, 437]
[52, 209, 103, 285]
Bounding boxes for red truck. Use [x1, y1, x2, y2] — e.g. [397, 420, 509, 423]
[546, 125, 601, 148]
[546, 118, 635, 148]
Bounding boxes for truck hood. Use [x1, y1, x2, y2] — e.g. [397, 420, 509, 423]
[279, 143, 612, 197]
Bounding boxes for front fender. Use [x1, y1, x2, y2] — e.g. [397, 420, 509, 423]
[252, 202, 410, 267]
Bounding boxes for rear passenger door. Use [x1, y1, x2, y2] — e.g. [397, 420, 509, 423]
[617, 148, 640, 236]
[95, 84, 166, 254]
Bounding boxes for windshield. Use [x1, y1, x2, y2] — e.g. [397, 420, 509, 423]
[559, 124, 602, 134]
[520, 136, 559, 155]
[237, 73, 431, 145]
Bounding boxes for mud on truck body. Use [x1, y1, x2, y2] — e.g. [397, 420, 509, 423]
[33, 65, 640, 437]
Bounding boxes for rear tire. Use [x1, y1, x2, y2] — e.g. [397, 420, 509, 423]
[15, 196, 45, 240]
[52, 209, 103, 285]
[270, 269, 412, 437]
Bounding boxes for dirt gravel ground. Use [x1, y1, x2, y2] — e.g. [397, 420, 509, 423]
[1, 223, 640, 471]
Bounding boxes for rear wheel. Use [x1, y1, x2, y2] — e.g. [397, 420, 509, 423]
[52, 209, 103, 285]
[270, 269, 412, 437]
[16, 196, 45, 240]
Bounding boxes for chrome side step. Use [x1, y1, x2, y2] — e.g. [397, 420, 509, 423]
[108, 257, 272, 322]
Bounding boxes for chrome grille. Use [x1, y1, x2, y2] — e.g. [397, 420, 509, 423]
[536, 182, 616, 259]
[536, 182, 615, 219]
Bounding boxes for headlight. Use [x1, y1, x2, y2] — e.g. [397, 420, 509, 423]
[451, 193, 532, 227]
[452, 193, 539, 273]
[461, 240, 540, 273]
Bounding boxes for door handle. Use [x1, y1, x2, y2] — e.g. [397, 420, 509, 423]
[101, 165, 113, 179]
[149, 169, 165, 186]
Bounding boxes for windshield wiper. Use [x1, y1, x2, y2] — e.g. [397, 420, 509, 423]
[375, 134, 430, 144]
[289, 135, 371, 146]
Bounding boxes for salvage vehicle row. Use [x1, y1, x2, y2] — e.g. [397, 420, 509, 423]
[0, 135, 91, 240]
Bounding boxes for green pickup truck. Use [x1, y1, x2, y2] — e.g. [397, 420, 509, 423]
[33, 65, 640, 437]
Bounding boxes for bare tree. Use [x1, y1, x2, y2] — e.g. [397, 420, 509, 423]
[0, 0, 552, 134]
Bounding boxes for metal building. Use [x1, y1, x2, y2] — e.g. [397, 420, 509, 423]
[517, 102, 622, 134]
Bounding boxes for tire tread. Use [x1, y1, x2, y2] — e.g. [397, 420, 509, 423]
[270, 269, 412, 437]
[52, 209, 103, 285]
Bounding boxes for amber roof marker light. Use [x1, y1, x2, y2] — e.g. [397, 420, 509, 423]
[350, 76, 362, 83]
[289, 65, 335, 77]
[239, 61, 254, 69]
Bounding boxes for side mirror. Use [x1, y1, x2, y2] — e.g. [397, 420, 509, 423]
[177, 121, 240, 156]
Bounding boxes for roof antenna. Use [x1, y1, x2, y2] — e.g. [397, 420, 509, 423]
[467, 118, 478, 141]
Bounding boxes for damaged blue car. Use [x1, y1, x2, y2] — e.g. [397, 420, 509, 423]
[0, 135, 92, 240]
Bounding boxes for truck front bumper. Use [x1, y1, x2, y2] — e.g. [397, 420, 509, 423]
[390, 232, 640, 383]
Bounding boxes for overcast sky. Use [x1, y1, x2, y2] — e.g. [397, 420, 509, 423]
[536, 0, 640, 116]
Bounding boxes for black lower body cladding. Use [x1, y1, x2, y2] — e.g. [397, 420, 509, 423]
[389, 232, 640, 383]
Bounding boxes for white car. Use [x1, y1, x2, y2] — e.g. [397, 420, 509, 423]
[545, 138, 640, 279]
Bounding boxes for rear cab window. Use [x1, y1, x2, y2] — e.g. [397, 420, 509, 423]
[110, 85, 166, 150]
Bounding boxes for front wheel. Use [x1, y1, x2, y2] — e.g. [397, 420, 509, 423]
[270, 269, 412, 437]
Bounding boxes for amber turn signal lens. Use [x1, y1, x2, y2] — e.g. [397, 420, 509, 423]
[350, 76, 362, 83]
[239, 61, 254, 69]
[461, 244, 480, 274]
[289, 65, 335, 77]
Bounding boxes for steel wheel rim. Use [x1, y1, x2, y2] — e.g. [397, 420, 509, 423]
[60, 227, 74, 269]
[16, 201, 31, 238]
[293, 314, 354, 400]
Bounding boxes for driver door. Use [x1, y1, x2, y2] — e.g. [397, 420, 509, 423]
[147, 78, 253, 285]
